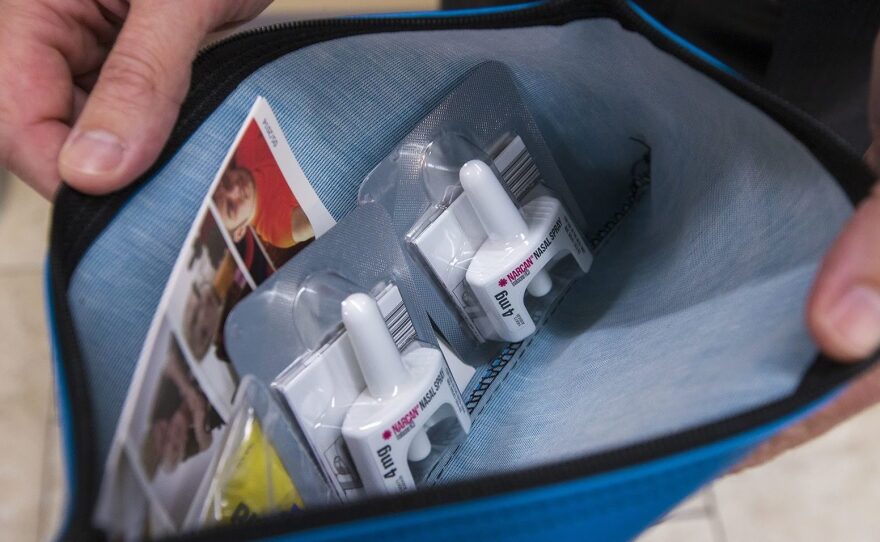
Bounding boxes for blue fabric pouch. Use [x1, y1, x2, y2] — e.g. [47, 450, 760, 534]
[47, 1, 879, 540]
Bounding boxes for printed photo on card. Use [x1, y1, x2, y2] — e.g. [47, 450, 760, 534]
[95, 96, 337, 537]
[117, 317, 227, 532]
[94, 448, 155, 541]
[231, 228, 274, 285]
[210, 119, 314, 272]
[165, 209, 247, 418]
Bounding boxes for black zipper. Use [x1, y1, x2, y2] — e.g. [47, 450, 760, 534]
[49, 1, 877, 540]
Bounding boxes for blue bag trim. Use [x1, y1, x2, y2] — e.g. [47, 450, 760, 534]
[47, 258, 840, 542]
[627, 1, 735, 75]
[258, 396, 833, 542]
[358, 0, 735, 78]
[355, 1, 547, 19]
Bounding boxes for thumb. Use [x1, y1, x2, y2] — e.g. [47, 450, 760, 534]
[808, 31, 880, 362]
[59, 2, 213, 194]
[808, 182, 880, 361]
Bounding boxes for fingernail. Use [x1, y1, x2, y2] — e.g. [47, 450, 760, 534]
[828, 285, 880, 358]
[60, 130, 125, 176]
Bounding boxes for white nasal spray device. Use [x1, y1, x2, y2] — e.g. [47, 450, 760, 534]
[461, 160, 593, 342]
[341, 293, 470, 495]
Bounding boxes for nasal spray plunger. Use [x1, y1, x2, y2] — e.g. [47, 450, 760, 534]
[461, 160, 593, 342]
[460, 160, 554, 297]
[341, 293, 471, 495]
[342, 293, 431, 461]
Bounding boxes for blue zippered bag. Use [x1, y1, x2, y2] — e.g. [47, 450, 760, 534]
[47, 1, 878, 540]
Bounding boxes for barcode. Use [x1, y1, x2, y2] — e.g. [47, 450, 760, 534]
[500, 144, 540, 201]
[384, 299, 417, 351]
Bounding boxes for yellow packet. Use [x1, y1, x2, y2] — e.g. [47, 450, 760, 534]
[215, 416, 304, 524]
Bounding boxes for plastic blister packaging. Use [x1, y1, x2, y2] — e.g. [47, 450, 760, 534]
[360, 62, 593, 344]
[225, 204, 473, 501]
[275, 286, 471, 499]
[189, 377, 337, 528]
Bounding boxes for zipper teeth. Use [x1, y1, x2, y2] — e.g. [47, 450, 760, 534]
[51, 1, 878, 540]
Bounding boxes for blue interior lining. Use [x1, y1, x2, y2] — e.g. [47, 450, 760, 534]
[68, 18, 852, 476]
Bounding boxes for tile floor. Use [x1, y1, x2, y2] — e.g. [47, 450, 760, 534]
[0, 174, 64, 541]
[3, 2, 880, 540]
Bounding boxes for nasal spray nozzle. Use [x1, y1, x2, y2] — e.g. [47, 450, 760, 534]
[460, 160, 554, 297]
[342, 293, 431, 461]
[341, 293, 471, 495]
[461, 160, 593, 342]
[342, 293, 408, 398]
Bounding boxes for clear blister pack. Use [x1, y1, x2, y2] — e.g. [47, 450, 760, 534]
[225, 204, 473, 501]
[276, 287, 471, 499]
[189, 377, 337, 529]
[360, 62, 593, 344]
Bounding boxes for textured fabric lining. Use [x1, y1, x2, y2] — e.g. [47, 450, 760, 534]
[69, 18, 852, 473]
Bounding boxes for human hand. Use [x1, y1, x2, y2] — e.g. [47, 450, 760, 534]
[0, 0, 272, 199]
[737, 33, 880, 470]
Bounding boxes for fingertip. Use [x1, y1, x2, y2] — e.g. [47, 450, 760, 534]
[57, 124, 161, 196]
[59, 3, 204, 195]
[810, 284, 880, 362]
[808, 263, 880, 362]
[36, 177, 62, 201]
[807, 181, 880, 362]
[58, 128, 127, 193]
[6, 122, 67, 201]
[808, 298, 870, 363]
